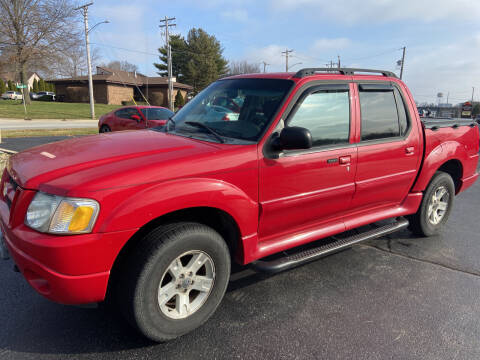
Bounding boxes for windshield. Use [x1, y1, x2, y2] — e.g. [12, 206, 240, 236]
[171, 78, 293, 143]
[141, 107, 174, 120]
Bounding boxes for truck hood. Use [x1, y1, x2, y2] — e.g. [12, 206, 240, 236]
[9, 130, 221, 192]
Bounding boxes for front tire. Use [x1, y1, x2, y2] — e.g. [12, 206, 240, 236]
[117, 222, 231, 342]
[408, 171, 455, 237]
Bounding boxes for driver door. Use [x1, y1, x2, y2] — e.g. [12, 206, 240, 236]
[259, 83, 357, 240]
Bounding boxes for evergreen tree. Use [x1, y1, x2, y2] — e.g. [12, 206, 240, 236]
[175, 91, 185, 108]
[154, 34, 188, 81]
[7, 80, 14, 91]
[38, 79, 45, 92]
[183, 28, 228, 93]
[154, 28, 228, 94]
[33, 79, 39, 93]
[0, 79, 6, 95]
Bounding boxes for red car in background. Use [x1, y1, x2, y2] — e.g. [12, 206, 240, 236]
[98, 106, 174, 133]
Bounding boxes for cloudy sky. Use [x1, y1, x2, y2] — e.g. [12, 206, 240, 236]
[88, 0, 480, 104]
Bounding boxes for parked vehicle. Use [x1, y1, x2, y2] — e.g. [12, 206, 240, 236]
[1, 68, 479, 342]
[31, 91, 55, 101]
[98, 105, 174, 133]
[1, 91, 23, 100]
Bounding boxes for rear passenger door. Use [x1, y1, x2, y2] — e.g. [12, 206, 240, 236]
[349, 83, 422, 214]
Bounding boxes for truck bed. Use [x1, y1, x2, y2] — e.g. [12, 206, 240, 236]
[422, 118, 478, 130]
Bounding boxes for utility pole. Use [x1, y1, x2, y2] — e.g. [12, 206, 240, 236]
[399, 46, 406, 80]
[262, 61, 270, 73]
[337, 55, 341, 69]
[159, 16, 176, 111]
[282, 49, 293, 72]
[472, 87, 475, 103]
[75, 2, 95, 120]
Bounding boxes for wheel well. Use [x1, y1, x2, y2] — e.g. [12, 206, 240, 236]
[105, 207, 242, 302]
[438, 159, 463, 192]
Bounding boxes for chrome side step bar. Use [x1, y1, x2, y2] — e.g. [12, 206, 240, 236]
[250, 218, 409, 274]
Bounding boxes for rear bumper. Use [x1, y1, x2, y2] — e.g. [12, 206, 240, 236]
[3, 232, 109, 304]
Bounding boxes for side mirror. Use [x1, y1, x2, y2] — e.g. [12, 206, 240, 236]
[273, 126, 312, 151]
[131, 114, 141, 122]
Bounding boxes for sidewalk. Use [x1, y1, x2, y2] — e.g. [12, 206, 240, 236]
[0, 118, 97, 130]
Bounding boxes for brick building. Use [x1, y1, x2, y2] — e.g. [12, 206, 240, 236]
[50, 67, 192, 106]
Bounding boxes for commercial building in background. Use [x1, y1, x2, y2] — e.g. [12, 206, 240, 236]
[49, 66, 192, 106]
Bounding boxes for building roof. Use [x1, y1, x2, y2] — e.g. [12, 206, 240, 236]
[0, 71, 40, 82]
[49, 69, 193, 90]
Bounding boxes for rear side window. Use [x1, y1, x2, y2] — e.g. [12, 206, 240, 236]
[287, 90, 350, 147]
[360, 90, 399, 141]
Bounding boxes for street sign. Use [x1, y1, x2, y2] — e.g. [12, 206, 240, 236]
[16, 84, 27, 89]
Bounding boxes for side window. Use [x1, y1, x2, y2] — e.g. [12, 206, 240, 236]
[116, 108, 139, 119]
[115, 109, 127, 118]
[287, 90, 350, 147]
[393, 88, 409, 136]
[158, 109, 174, 119]
[359, 89, 400, 141]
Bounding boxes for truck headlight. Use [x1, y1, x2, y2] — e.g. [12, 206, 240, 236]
[25, 192, 100, 234]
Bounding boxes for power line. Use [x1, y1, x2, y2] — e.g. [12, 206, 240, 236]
[343, 47, 400, 62]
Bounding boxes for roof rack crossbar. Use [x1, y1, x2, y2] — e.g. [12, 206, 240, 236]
[294, 68, 398, 79]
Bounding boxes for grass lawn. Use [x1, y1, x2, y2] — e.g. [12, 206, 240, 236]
[0, 99, 121, 119]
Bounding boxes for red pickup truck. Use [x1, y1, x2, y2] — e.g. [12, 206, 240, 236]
[1, 68, 478, 342]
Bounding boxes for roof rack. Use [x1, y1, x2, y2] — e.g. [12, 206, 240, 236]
[294, 68, 398, 79]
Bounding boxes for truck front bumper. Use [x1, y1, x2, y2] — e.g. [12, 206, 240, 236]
[2, 229, 111, 304]
[1, 200, 137, 305]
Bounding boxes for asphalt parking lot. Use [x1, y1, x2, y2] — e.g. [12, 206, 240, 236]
[1, 138, 479, 359]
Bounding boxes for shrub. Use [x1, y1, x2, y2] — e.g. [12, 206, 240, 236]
[175, 91, 185, 107]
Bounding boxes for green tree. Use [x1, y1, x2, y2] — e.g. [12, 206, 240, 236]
[154, 28, 228, 93]
[0, 79, 6, 94]
[38, 79, 45, 91]
[175, 91, 185, 108]
[7, 80, 14, 91]
[154, 34, 188, 80]
[33, 78, 39, 93]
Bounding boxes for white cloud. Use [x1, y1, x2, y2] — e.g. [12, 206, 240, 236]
[400, 36, 480, 104]
[311, 38, 351, 52]
[94, 4, 146, 24]
[271, 0, 480, 23]
[221, 9, 249, 22]
[246, 44, 289, 68]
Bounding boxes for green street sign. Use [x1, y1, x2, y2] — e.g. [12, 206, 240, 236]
[16, 84, 27, 89]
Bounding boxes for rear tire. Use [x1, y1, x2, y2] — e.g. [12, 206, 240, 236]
[117, 222, 231, 342]
[99, 125, 111, 133]
[407, 171, 455, 237]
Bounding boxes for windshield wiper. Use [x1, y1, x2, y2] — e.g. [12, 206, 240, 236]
[165, 116, 175, 133]
[184, 121, 225, 143]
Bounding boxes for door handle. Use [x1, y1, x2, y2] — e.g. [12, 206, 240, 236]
[405, 147, 415, 155]
[339, 155, 351, 165]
